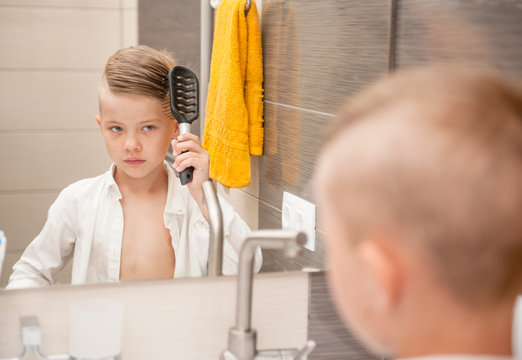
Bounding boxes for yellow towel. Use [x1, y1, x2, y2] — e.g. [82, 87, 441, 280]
[203, 0, 264, 188]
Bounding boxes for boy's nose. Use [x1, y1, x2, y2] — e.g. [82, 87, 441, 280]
[123, 134, 142, 152]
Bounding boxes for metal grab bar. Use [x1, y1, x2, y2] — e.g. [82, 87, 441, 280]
[210, 0, 252, 15]
[202, 181, 224, 277]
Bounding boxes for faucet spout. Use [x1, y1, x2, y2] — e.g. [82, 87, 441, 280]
[222, 230, 310, 360]
[235, 230, 306, 332]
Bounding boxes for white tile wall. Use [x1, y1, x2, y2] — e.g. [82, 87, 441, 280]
[0, 7, 120, 69]
[0, 1, 120, 7]
[1, 254, 21, 286]
[0, 132, 110, 191]
[0, 193, 57, 251]
[121, 6, 138, 47]
[0, 71, 101, 130]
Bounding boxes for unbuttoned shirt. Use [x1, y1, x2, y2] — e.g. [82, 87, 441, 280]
[7, 163, 261, 289]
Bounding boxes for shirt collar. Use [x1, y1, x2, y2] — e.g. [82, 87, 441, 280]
[164, 162, 186, 215]
[106, 163, 122, 200]
[104, 162, 185, 214]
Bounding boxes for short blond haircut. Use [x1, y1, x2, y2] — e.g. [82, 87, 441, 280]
[321, 65, 522, 307]
[102, 45, 175, 102]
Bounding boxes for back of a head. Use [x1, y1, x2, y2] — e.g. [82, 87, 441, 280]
[322, 65, 522, 308]
[102, 45, 176, 103]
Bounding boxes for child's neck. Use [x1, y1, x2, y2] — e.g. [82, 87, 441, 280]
[397, 300, 514, 358]
[114, 164, 168, 197]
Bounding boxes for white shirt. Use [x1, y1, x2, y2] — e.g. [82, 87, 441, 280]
[7, 163, 261, 289]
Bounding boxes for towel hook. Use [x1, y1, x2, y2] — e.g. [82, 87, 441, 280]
[210, 0, 251, 15]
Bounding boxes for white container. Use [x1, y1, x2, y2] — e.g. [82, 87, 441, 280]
[68, 298, 124, 359]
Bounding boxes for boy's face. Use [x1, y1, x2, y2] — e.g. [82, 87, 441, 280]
[96, 79, 178, 180]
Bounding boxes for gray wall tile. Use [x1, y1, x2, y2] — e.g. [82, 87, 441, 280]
[395, 0, 522, 80]
[263, 0, 391, 113]
[259, 0, 391, 272]
[260, 103, 333, 209]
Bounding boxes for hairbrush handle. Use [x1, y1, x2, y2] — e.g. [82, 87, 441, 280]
[179, 167, 194, 185]
[178, 123, 194, 185]
[165, 153, 194, 185]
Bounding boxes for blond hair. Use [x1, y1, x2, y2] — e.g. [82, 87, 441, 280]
[322, 65, 522, 307]
[102, 45, 175, 102]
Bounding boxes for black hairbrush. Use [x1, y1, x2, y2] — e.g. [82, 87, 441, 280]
[168, 66, 199, 185]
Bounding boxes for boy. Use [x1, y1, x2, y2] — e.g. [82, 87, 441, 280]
[7, 45, 261, 289]
[315, 66, 522, 358]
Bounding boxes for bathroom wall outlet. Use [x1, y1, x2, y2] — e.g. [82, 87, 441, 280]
[282, 192, 316, 251]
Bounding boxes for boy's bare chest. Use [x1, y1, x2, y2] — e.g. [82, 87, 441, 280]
[118, 195, 175, 280]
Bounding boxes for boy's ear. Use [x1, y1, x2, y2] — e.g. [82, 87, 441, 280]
[171, 121, 180, 138]
[357, 237, 403, 313]
[95, 115, 102, 130]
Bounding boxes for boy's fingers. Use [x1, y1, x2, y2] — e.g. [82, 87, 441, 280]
[177, 133, 202, 145]
[173, 151, 209, 170]
[173, 140, 207, 156]
[174, 157, 207, 173]
[171, 139, 180, 154]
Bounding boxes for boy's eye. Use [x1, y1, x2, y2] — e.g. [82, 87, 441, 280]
[110, 126, 123, 133]
[143, 125, 155, 131]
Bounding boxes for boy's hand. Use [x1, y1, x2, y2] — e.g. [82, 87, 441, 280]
[171, 134, 210, 220]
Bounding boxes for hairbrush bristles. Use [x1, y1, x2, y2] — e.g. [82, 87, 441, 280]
[168, 66, 199, 125]
[162, 97, 175, 121]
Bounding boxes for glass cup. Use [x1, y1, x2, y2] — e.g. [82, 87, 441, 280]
[68, 298, 124, 359]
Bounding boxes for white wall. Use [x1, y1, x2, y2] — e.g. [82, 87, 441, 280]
[0, 0, 138, 286]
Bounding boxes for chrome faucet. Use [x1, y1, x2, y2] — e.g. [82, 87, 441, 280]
[202, 181, 224, 277]
[221, 230, 316, 360]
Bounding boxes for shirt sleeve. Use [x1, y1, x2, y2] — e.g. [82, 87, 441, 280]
[188, 194, 262, 276]
[5, 188, 76, 289]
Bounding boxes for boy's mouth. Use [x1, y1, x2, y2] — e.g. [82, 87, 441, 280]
[124, 158, 145, 166]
